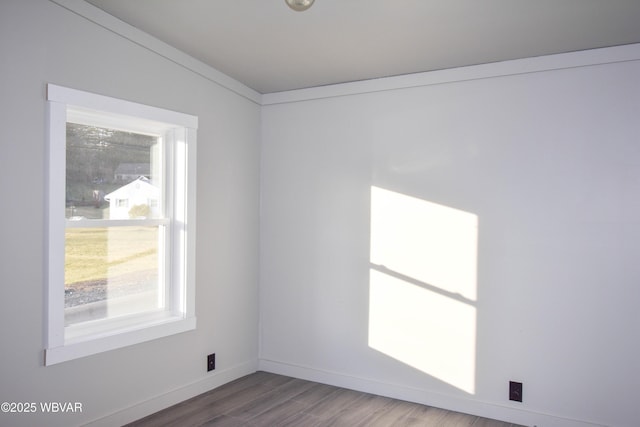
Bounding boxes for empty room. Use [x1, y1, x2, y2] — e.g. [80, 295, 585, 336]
[1, 1, 640, 426]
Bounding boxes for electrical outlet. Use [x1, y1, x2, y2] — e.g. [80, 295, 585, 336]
[509, 381, 523, 402]
[207, 353, 215, 372]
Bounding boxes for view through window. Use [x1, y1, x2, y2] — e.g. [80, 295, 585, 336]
[64, 123, 163, 326]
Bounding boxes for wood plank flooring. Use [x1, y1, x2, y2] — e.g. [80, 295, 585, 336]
[126, 371, 524, 427]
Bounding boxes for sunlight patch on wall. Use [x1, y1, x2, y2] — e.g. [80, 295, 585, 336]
[369, 186, 478, 394]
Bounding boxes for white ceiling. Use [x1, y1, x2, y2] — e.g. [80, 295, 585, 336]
[85, 0, 640, 94]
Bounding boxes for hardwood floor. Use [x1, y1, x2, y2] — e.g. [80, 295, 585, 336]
[126, 371, 524, 427]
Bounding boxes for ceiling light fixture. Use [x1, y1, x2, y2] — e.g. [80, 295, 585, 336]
[285, 0, 315, 12]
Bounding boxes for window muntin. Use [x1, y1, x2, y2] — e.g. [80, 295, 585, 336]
[46, 84, 197, 365]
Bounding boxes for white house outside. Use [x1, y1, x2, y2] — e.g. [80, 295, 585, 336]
[104, 177, 160, 219]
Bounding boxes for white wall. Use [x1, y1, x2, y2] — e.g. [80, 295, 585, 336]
[259, 47, 640, 426]
[0, 1, 260, 426]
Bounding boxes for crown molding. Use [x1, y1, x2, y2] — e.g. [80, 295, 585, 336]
[262, 43, 640, 105]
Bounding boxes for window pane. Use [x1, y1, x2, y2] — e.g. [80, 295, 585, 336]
[65, 123, 162, 220]
[64, 226, 163, 326]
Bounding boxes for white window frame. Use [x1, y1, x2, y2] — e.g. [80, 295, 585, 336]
[45, 84, 197, 365]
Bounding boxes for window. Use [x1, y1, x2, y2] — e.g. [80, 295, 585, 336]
[46, 84, 197, 365]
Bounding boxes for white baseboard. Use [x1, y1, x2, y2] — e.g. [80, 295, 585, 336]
[84, 359, 258, 427]
[258, 358, 605, 427]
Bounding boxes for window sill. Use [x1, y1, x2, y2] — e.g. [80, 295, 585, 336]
[45, 315, 196, 366]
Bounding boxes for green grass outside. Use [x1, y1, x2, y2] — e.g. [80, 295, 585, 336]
[65, 226, 158, 286]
